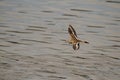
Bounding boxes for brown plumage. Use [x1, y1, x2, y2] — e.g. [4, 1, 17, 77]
[68, 25, 89, 50]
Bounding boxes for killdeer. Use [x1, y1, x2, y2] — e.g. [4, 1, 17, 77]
[68, 25, 89, 50]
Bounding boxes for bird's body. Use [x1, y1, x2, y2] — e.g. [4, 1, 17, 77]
[68, 25, 89, 50]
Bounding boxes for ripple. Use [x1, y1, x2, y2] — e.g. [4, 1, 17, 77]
[0, 62, 11, 69]
[26, 26, 48, 32]
[111, 45, 120, 48]
[6, 30, 32, 34]
[0, 44, 10, 47]
[47, 47, 62, 51]
[0, 32, 7, 35]
[47, 23, 55, 25]
[6, 41, 20, 44]
[26, 28, 45, 32]
[70, 9, 93, 12]
[61, 51, 72, 54]
[6, 40, 30, 45]
[106, 35, 120, 38]
[108, 56, 120, 60]
[0, 25, 9, 28]
[73, 73, 92, 80]
[94, 45, 120, 52]
[21, 39, 51, 44]
[115, 19, 120, 22]
[72, 56, 87, 59]
[41, 10, 54, 13]
[106, 23, 118, 25]
[106, 0, 120, 3]
[62, 13, 79, 17]
[43, 36, 52, 39]
[109, 39, 120, 42]
[54, 17, 70, 20]
[0, 49, 7, 53]
[36, 69, 57, 74]
[28, 26, 47, 29]
[86, 31, 98, 33]
[18, 10, 27, 14]
[44, 20, 53, 22]
[87, 25, 105, 28]
[48, 75, 66, 79]
[79, 75, 91, 79]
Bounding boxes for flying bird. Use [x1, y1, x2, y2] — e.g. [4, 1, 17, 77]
[68, 25, 89, 50]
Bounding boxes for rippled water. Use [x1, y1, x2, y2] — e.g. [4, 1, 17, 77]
[0, 0, 120, 80]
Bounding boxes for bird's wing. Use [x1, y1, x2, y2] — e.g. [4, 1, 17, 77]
[68, 25, 78, 41]
[68, 25, 77, 37]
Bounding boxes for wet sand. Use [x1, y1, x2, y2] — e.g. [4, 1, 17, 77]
[0, 0, 120, 80]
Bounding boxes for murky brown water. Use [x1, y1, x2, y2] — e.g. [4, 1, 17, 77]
[0, 0, 120, 80]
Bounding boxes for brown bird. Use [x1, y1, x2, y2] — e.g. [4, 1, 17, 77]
[68, 25, 89, 50]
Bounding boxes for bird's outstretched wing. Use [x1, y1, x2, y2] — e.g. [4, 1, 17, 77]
[68, 25, 78, 41]
[68, 25, 77, 37]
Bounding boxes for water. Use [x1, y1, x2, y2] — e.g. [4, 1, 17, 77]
[0, 0, 120, 80]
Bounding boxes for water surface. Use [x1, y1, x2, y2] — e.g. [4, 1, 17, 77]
[0, 0, 120, 80]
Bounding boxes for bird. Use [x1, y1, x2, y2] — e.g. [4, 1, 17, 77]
[68, 25, 89, 50]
